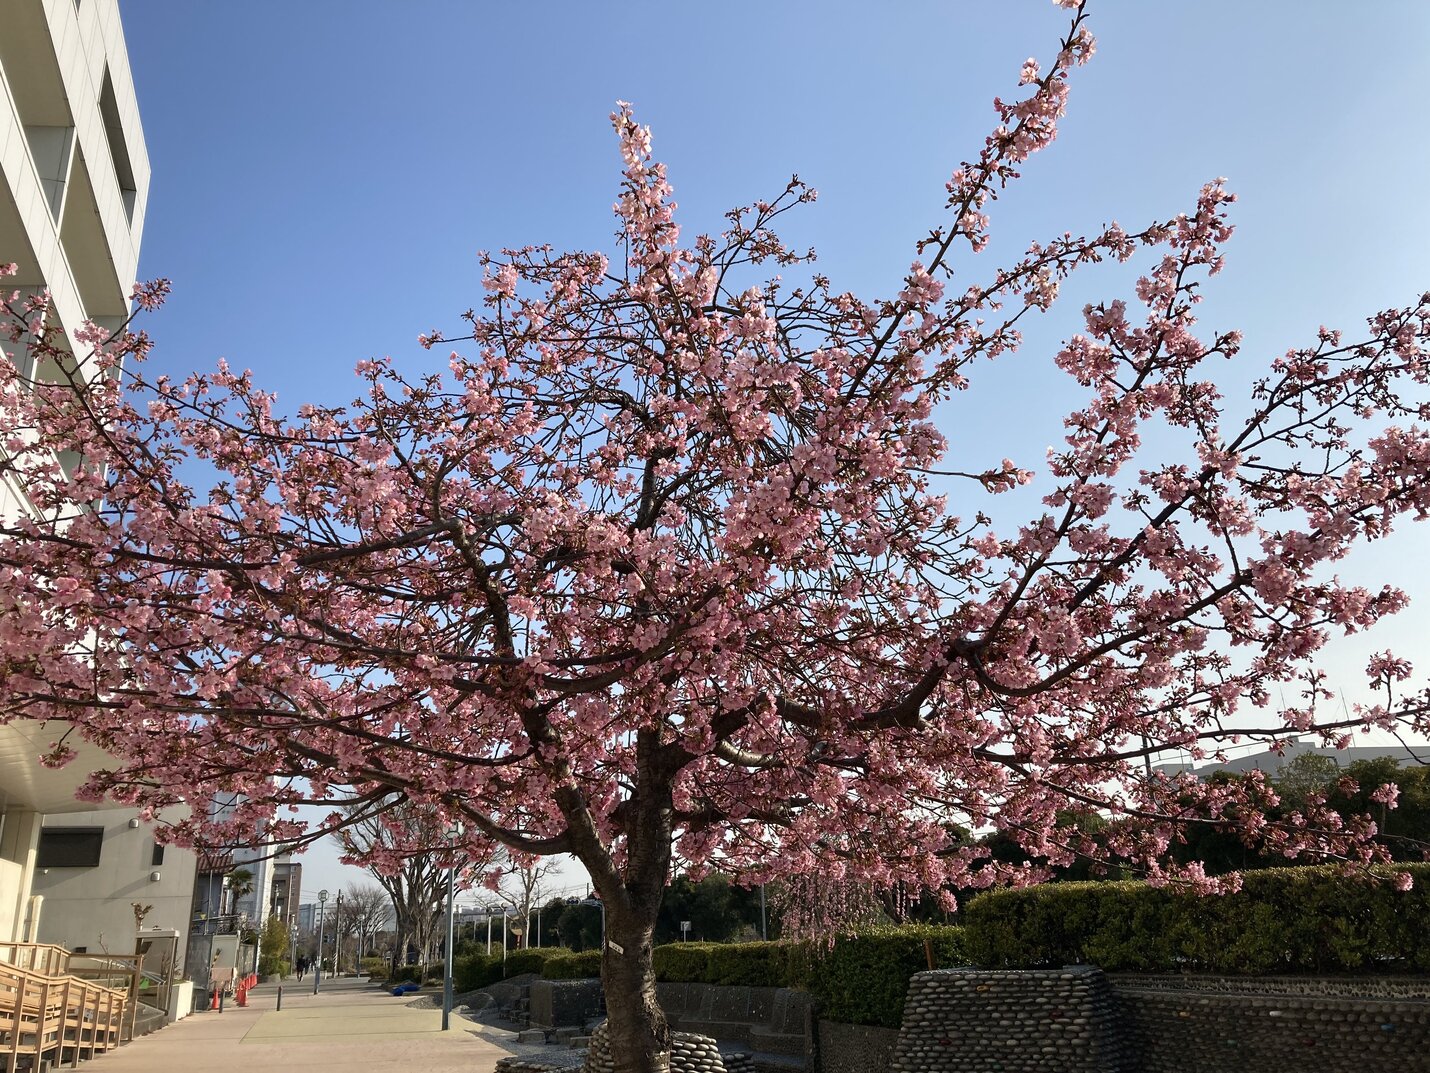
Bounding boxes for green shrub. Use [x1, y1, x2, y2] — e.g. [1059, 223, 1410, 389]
[963, 864, 1430, 974]
[703, 941, 799, 986]
[652, 943, 716, 982]
[387, 962, 424, 984]
[454, 953, 504, 992]
[256, 914, 291, 976]
[503, 948, 554, 978]
[541, 950, 603, 979]
[359, 956, 388, 979]
[804, 925, 964, 1029]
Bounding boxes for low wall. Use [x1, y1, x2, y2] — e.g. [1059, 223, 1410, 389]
[527, 978, 603, 1029]
[657, 982, 809, 1055]
[1110, 975, 1430, 1073]
[817, 1020, 900, 1073]
[890, 967, 1124, 1073]
[884, 968, 1430, 1073]
[527, 979, 811, 1066]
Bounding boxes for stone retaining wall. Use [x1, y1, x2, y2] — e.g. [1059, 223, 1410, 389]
[1112, 980, 1430, 1073]
[816, 1020, 900, 1073]
[884, 968, 1430, 1073]
[890, 967, 1124, 1073]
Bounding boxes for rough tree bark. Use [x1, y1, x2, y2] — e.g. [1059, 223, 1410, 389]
[588, 730, 676, 1073]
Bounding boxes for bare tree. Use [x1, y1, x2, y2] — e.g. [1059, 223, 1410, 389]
[334, 797, 496, 968]
[493, 859, 559, 948]
[342, 883, 391, 964]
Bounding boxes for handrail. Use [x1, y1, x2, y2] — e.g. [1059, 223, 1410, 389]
[0, 941, 71, 977]
[68, 954, 141, 1041]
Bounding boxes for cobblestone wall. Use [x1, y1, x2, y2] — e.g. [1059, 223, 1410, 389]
[882, 968, 1430, 1073]
[581, 1022, 755, 1073]
[889, 967, 1124, 1073]
[1113, 981, 1430, 1073]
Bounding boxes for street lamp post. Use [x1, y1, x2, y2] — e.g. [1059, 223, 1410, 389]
[313, 890, 328, 995]
[442, 821, 462, 1032]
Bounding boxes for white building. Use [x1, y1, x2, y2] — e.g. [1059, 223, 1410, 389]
[31, 809, 197, 956]
[0, 0, 162, 954]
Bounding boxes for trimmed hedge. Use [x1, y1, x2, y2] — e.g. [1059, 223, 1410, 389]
[648, 926, 964, 1029]
[542, 950, 603, 979]
[804, 925, 965, 1029]
[453, 953, 504, 992]
[652, 942, 717, 982]
[704, 941, 800, 986]
[652, 941, 801, 987]
[451, 948, 566, 991]
[963, 864, 1430, 974]
[504, 948, 556, 978]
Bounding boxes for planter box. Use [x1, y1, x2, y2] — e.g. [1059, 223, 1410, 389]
[168, 980, 194, 1022]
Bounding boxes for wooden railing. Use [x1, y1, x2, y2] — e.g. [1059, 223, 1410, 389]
[0, 944, 130, 1067]
[0, 942, 70, 977]
[66, 954, 141, 1043]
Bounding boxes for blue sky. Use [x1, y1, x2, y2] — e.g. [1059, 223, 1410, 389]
[118, 1, 1430, 901]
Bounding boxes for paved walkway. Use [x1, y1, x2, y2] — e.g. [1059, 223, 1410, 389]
[88, 975, 515, 1072]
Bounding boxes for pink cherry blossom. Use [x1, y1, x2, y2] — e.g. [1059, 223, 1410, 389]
[3, 6, 1430, 1071]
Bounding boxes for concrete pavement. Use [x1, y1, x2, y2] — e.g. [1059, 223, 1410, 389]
[87, 975, 515, 1072]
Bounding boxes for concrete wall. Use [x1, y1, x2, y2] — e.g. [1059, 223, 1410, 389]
[0, 808, 39, 942]
[31, 809, 197, 961]
[527, 978, 603, 1030]
[656, 982, 809, 1056]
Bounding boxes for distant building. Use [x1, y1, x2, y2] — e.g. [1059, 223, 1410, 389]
[270, 857, 302, 927]
[297, 902, 317, 935]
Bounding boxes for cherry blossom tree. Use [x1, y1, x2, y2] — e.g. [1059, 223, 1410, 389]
[4, 4, 1430, 1069]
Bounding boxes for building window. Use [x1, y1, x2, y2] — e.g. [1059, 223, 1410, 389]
[98, 70, 137, 223]
[36, 827, 104, 868]
[151, 841, 165, 867]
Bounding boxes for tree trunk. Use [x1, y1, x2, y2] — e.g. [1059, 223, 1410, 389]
[558, 728, 677, 1073]
[601, 906, 670, 1073]
[391, 908, 410, 974]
